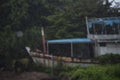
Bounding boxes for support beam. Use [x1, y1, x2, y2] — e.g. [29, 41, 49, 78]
[86, 16, 90, 35]
[71, 42, 73, 57]
[47, 42, 49, 54]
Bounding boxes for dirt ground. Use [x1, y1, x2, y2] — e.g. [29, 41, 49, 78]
[0, 71, 55, 80]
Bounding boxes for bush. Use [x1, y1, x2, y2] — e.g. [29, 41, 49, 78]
[106, 64, 120, 78]
[59, 64, 120, 80]
[0, 57, 7, 71]
[97, 53, 120, 64]
[71, 66, 111, 80]
[12, 58, 31, 72]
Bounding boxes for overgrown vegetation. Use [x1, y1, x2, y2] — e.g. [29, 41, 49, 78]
[55, 54, 120, 80]
[58, 64, 120, 80]
[97, 53, 120, 64]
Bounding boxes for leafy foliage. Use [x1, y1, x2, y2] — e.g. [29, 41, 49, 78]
[97, 53, 120, 64]
[59, 64, 120, 80]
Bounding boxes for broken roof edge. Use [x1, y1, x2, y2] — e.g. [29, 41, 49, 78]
[47, 38, 93, 44]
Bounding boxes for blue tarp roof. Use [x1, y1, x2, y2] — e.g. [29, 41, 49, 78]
[47, 38, 92, 43]
[88, 17, 120, 28]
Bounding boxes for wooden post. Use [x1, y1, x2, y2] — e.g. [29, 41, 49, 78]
[41, 27, 46, 66]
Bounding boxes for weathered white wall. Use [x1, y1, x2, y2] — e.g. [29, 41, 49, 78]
[97, 43, 120, 56]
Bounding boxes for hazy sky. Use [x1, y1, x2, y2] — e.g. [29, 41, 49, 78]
[109, 0, 120, 2]
[109, 0, 120, 7]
